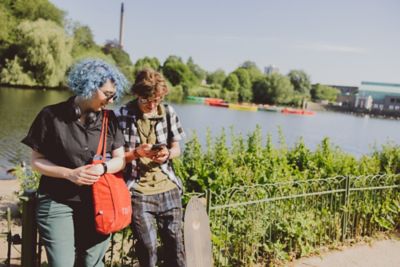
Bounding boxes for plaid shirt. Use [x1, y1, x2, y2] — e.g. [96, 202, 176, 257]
[115, 100, 185, 192]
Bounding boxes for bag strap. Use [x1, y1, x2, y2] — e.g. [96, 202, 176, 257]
[164, 103, 172, 144]
[95, 110, 109, 161]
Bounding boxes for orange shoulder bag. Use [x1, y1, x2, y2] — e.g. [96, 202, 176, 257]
[92, 110, 132, 235]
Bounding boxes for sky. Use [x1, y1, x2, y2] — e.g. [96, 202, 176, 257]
[50, 0, 400, 87]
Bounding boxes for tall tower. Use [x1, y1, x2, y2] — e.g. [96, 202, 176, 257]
[119, 2, 124, 49]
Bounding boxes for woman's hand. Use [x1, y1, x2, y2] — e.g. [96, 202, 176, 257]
[66, 165, 100, 186]
[86, 163, 104, 176]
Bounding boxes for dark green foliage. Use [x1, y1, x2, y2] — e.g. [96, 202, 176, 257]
[73, 24, 96, 50]
[187, 57, 206, 82]
[252, 73, 294, 105]
[206, 69, 226, 86]
[102, 40, 133, 67]
[162, 55, 198, 87]
[233, 68, 252, 102]
[287, 70, 312, 97]
[311, 83, 340, 102]
[223, 73, 239, 92]
[188, 86, 221, 98]
[239, 60, 263, 82]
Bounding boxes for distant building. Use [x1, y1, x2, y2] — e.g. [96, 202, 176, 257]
[357, 81, 400, 112]
[354, 95, 373, 110]
[329, 85, 358, 108]
[264, 65, 279, 75]
[329, 85, 358, 96]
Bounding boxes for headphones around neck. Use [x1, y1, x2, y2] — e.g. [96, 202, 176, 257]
[72, 104, 98, 125]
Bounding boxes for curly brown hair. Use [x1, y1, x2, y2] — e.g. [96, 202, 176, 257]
[130, 68, 169, 98]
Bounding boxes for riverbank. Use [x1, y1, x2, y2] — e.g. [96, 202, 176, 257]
[0, 83, 68, 91]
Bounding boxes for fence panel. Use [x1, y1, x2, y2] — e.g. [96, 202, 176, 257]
[209, 175, 399, 266]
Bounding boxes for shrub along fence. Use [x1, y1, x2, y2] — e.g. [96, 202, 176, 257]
[208, 174, 399, 266]
[13, 174, 399, 267]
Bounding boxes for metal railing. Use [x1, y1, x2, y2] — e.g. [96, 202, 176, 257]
[208, 175, 400, 266]
[6, 175, 400, 266]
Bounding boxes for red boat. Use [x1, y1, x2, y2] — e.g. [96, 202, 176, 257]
[208, 101, 229, 108]
[204, 98, 224, 105]
[281, 108, 315, 115]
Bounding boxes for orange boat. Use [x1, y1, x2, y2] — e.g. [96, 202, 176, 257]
[204, 98, 224, 105]
[281, 108, 315, 115]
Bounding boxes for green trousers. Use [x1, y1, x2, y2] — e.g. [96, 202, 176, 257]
[36, 194, 110, 267]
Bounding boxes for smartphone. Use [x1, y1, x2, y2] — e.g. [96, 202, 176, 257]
[151, 144, 166, 152]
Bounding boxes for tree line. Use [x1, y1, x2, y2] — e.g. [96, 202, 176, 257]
[0, 0, 339, 105]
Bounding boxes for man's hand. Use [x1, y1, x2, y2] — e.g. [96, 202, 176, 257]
[152, 146, 170, 164]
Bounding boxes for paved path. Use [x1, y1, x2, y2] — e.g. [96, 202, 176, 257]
[292, 238, 400, 267]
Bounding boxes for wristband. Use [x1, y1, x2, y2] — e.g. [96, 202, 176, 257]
[101, 162, 108, 175]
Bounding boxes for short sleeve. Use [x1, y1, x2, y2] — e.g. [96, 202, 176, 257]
[21, 108, 52, 154]
[108, 110, 125, 151]
[167, 105, 185, 142]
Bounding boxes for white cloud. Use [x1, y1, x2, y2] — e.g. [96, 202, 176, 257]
[176, 33, 278, 42]
[295, 42, 368, 54]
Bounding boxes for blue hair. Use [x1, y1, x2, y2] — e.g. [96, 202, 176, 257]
[67, 59, 128, 101]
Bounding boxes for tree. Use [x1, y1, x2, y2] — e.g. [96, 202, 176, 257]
[6, 19, 73, 86]
[240, 61, 258, 69]
[73, 24, 96, 50]
[233, 68, 252, 102]
[0, 3, 16, 45]
[13, 0, 65, 26]
[287, 70, 312, 97]
[239, 60, 263, 82]
[187, 57, 206, 82]
[162, 55, 197, 87]
[0, 56, 35, 85]
[134, 57, 161, 72]
[102, 40, 132, 67]
[223, 73, 240, 92]
[311, 84, 339, 102]
[206, 69, 226, 86]
[252, 73, 294, 104]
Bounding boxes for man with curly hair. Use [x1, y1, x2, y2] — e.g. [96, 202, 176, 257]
[116, 68, 186, 267]
[22, 59, 128, 267]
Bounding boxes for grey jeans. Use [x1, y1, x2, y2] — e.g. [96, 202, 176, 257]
[131, 188, 186, 267]
[36, 194, 110, 267]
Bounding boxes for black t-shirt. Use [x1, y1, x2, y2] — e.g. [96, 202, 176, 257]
[22, 96, 124, 202]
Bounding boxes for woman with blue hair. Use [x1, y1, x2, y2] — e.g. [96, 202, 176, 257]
[22, 59, 128, 266]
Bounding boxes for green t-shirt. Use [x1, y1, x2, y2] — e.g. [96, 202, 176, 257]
[134, 105, 176, 195]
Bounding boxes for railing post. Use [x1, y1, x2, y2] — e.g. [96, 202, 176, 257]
[21, 190, 38, 267]
[206, 189, 211, 215]
[341, 176, 350, 242]
[6, 207, 12, 267]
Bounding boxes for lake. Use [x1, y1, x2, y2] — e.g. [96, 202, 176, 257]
[1, 87, 400, 178]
